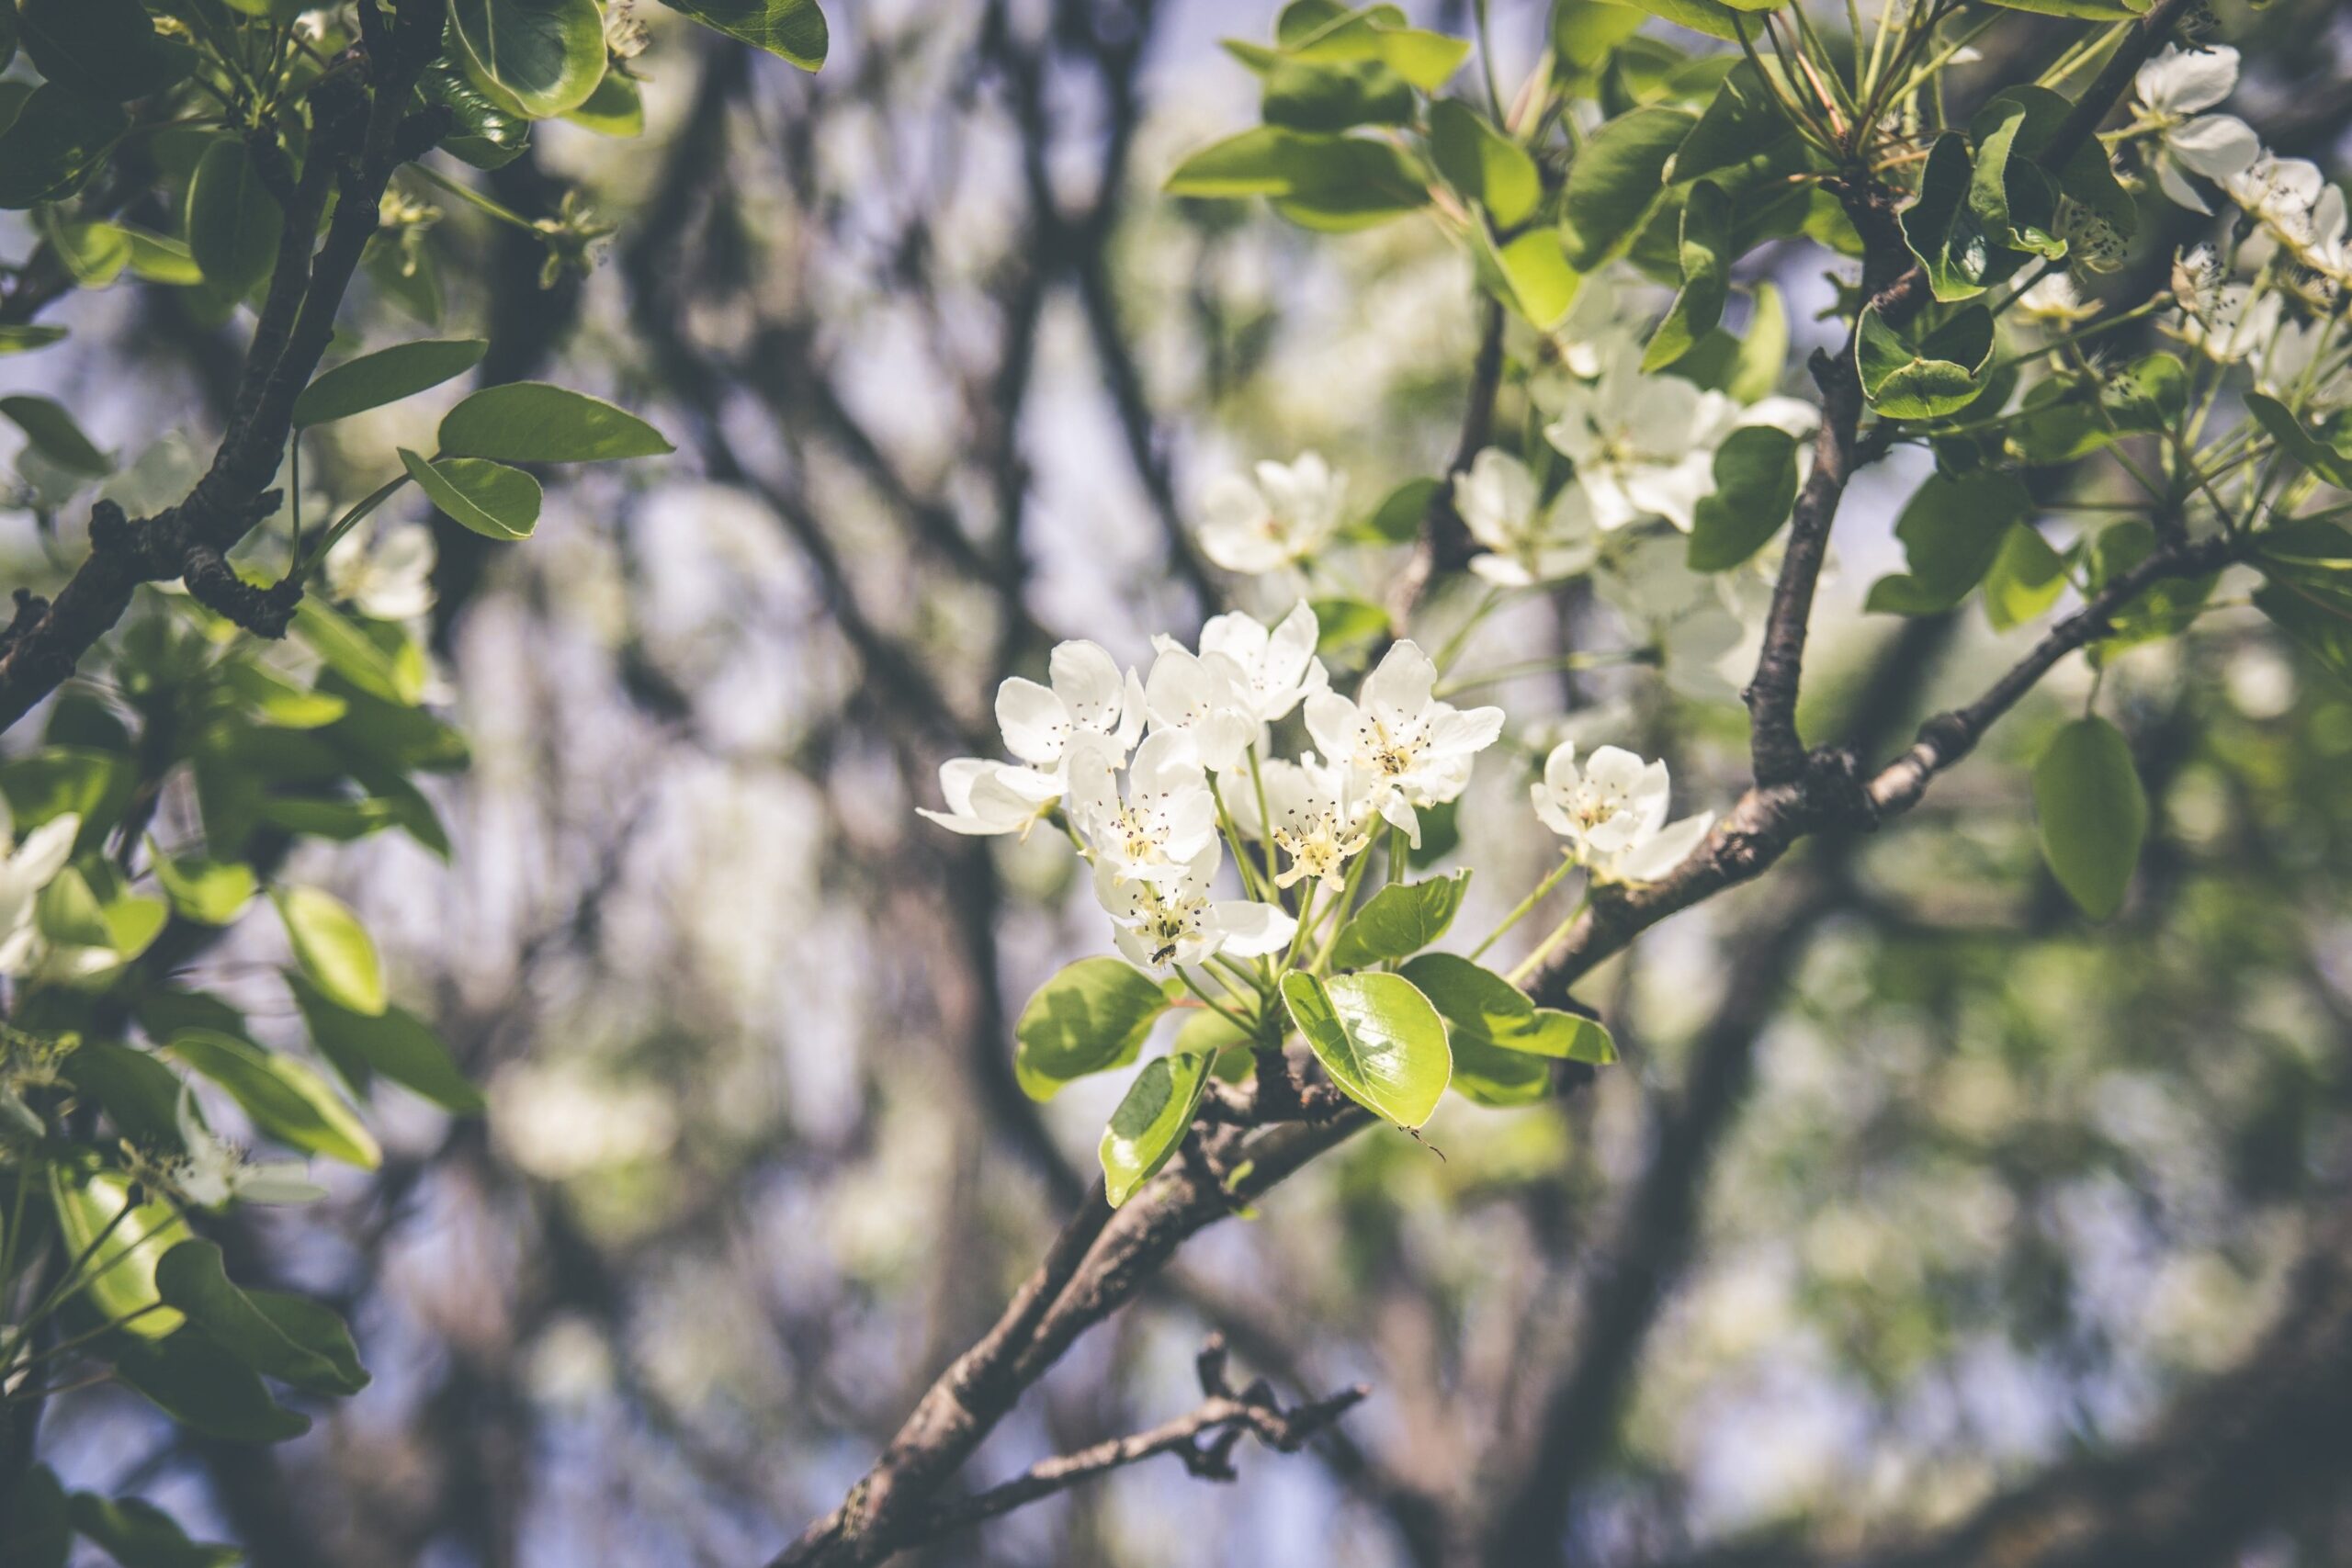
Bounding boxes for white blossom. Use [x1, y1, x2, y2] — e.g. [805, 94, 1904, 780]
[325, 520, 437, 623]
[1190, 603, 1329, 728]
[167, 1088, 324, 1210]
[1242, 754, 1374, 893]
[918, 639, 1144, 837]
[1453, 448, 1600, 587]
[1196, 453, 1347, 574]
[1531, 741, 1713, 884]
[1304, 641, 1502, 845]
[1066, 730, 1221, 887]
[2226, 152, 2325, 235]
[2016, 272, 2101, 325]
[1545, 346, 1817, 533]
[0, 809, 81, 976]
[1142, 648, 1258, 773]
[2132, 46, 2258, 213]
[1094, 848, 1296, 970]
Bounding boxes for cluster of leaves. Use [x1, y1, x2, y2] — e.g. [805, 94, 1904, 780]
[0, 0, 837, 1559]
[1016, 867, 1612, 1208]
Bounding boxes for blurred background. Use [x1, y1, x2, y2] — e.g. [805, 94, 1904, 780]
[8, 0, 2352, 1563]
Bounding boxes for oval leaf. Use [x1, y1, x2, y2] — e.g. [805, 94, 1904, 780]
[289, 970, 486, 1113]
[272, 886, 387, 1018]
[47, 1163, 187, 1338]
[1329, 872, 1470, 970]
[294, 339, 488, 428]
[186, 139, 284, 297]
[435, 382, 673, 464]
[1013, 957, 1171, 1100]
[155, 1239, 368, 1396]
[450, 0, 609, 119]
[400, 448, 542, 542]
[1280, 970, 1450, 1129]
[2032, 716, 2146, 920]
[1099, 1050, 1215, 1207]
[656, 0, 829, 71]
[166, 1029, 379, 1169]
[1400, 953, 1614, 1064]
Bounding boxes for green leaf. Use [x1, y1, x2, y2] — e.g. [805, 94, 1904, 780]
[1899, 132, 1996, 302]
[121, 225, 203, 287]
[564, 67, 646, 137]
[293, 600, 424, 707]
[1329, 872, 1470, 969]
[1559, 106, 1695, 268]
[272, 886, 387, 1018]
[1495, 230, 1582, 329]
[2031, 715, 2145, 920]
[1864, 468, 2032, 613]
[185, 139, 284, 297]
[155, 1239, 368, 1396]
[165, 1029, 380, 1168]
[0, 86, 128, 209]
[294, 339, 489, 428]
[1309, 594, 1392, 663]
[1429, 100, 1540, 226]
[655, 0, 829, 71]
[1012, 958, 1172, 1100]
[1249, 5, 1469, 89]
[2086, 518, 2216, 655]
[1263, 56, 1415, 131]
[37, 211, 130, 287]
[0, 747, 130, 853]
[152, 850, 257, 926]
[1165, 126, 1430, 231]
[220, 660, 349, 728]
[1687, 424, 1800, 571]
[102, 1327, 310, 1442]
[436, 382, 673, 463]
[1982, 0, 2140, 17]
[1352, 479, 1440, 545]
[63, 1494, 239, 1568]
[17, 0, 195, 100]
[0, 395, 109, 477]
[1644, 180, 1730, 372]
[1983, 524, 2068, 631]
[1098, 1050, 1215, 1207]
[46, 1163, 187, 1338]
[2248, 392, 2352, 490]
[2256, 581, 2352, 685]
[0, 323, 70, 355]
[450, 0, 610, 119]
[1966, 92, 2064, 260]
[1554, 0, 1645, 71]
[1280, 971, 1450, 1129]
[1599, 0, 1749, 42]
[1725, 281, 1789, 404]
[1444, 1032, 1554, 1106]
[61, 1041, 187, 1151]
[400, 449, 542, 542]
[423, 54, 533, 171]
[1400, 953, 1615, 1063]
[289, 971, 485, 1113]
[1855, 302, 1994, 421]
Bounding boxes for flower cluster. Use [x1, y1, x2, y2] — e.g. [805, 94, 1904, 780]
[1530, 743, 1713, 884]
[921, 605, 1521, 967]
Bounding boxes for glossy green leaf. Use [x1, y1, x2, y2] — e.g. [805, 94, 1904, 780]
[1352, 479, 1440, 545]
[290, 971, 486, 1113]
[1263, 56, 1414, 131]
[1599, 0, 1749, 41]
[1280, 970, 1451, 1129]
[103, 1327, 310, 1442]
[401, 449, 542, 542]
[186, 139, 284, 297]
[1401, 953, 1616, 1063]
[1559, 106, 1694, 268]
[1899, 133, 1996, 302]
[2248, 392, 2352, 490]
[1967, 92, 2064, 260]
[1013, 958, 1172, 1100]
[295, 339, 489, 428]
[656, 0, 829, 70]
[166, 1028, 380, 1168]
[1725, 281, 1789, 404]
[1246, 4, 1469, 89]
[1497, 229, 1582, 330]
[424, 54, 533, 171]
[1429, 100, 1540, 227]
[47, 1163, 187, 1338]
[1687, 424, 1801, 571]
[62, 1040, 187, 1151]
[38, 211, 130, 287]
[1644, 179, 1730, 372]
[437, 382, 674, 463]
[1329, 872, 1470, 969]
[2032, 716, 2145, 920]
[155, 1239, 368, 1396]
[1855, 302, 1993, 421]
[1166, 126, 1429, 231]
[1309, 594, 1392, 663]
[451, 0, 610, 119]
[1099, 1050, 1216, 1207]
[564, 68, 646, 136]
[272, 886, 387, 1018]
[152, 850, 257, 926]
[0, 395, 109, 477]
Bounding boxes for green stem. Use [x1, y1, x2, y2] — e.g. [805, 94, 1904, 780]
[1507, 890, 1594, 987]
[1471, 852, 1579, 962]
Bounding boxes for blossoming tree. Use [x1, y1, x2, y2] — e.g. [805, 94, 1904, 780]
[779, 0, 2352, 1561]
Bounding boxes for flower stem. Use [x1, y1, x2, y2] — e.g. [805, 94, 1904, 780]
[1470, 852, 1579, 962]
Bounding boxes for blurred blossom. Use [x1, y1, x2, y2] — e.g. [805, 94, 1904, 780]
[326, 519, 438, 622]
[2131, 46, 2257, 213]
[1196, 452, 1348, 574]
[492, 1063, 681, 1180]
